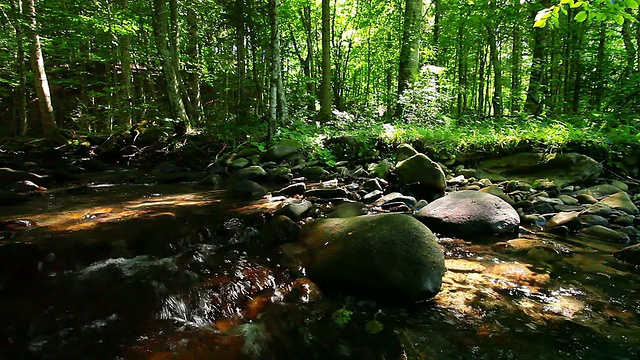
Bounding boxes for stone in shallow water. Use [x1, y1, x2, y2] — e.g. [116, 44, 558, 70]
[579, 225, 630, 243]
[613, 243, 640, 265]
[599, 192, 639, 215]
[288, 213, 446, 302]
[415, 190, 520, 237]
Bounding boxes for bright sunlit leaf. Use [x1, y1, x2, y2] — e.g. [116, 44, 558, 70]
[574, 11, 588, 22]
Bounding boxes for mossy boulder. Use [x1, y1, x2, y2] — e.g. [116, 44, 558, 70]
[262, 140, 302, 162]
[395, 154, 446, 191]
[291, 213, 446, 302]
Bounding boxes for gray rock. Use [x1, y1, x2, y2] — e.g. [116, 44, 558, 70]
[274, 200, 314, 221]
[577, 214, 609, 228]
[230, 157, 250, 169]
[229, 180, 267, 199]
[599, 192, 639, 215]
[275, 182, 306, 197]
[480, 185, 514, 205]
[262, 139, 302, 162]
[291, 214, 446, 301]
[305, 188, 350, 199]
[413, 199, 429, 212]
[546, 211, 579, 228]
[582, 202, 613, 217]
[576, 184, 623, 200]
[362, 179, 383, 192]
[522, 214, 547, 227]
[613, 243, 640, 265]
[554, 204, 584, 212]
[396, 144, 419, 162]
[371, 192, 416, 208]
[611, 180, 629, 192]
[579, 225, 630, 243]
[558, 194, 579, 205]
[362, 190, 383, 203]
[576, 193, 598, 204]
[229, 166, 267, 182]
[198, 174, 224, 189]
[327, 202, 366, 218]
[613, 214, 635, 227]
[268, 167, 292, 182]
[261, 215, 301, 245]
[301, 166, 329, 181]
[617, 226, 640, 239]
[415, 190, 520, 237]
[395, 154, 446, 191]
[476, 153, 602, 187]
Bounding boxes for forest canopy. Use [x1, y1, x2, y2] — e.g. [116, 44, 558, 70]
[0, 0, 639, 152]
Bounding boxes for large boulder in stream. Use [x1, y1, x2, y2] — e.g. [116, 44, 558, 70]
[262, 140, 302, 162]
[476, 152, 602, 187]
[282, 213, 445, 302]
[415, 190, 520, 237]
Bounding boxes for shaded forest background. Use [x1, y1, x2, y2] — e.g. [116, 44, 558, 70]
[1, 0, 639, 149]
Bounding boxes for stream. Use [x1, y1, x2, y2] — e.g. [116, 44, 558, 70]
[1, 176, 639, 359]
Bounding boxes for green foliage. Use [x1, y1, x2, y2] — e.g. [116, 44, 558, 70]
[535, 0, 638, 28]
[364, 319, 384, 334]
[331, 308, 353, 327]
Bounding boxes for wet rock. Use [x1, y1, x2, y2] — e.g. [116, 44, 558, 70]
[554, 204, 584, 212]
[198, 174, 224, 189]
[613, 214, 636, 227]
[268, 167, 292, 183]
[275, 182, 306, 197]
[395, 154, 446, 191]
[262, 139, 302, 162]
[395, 144, 419, 162]
[371, 192, 417, 209]
[371, 159, 392, 178]
[582, 202, 613, 217]
[611, 180, 629, 192]
[579, 225, 630, 243]
[362, 190, 383, 203]
[479, 185, 514, 205]
[305, 188, 349, 199]
[261, 215, 301, 245]
[618, 226, 640, 239]
[456, 168, 477, 179]
[599, 192, 639, 215]
[415, 190, 520, 237]
[558, 194, 579, 205]
[414, 199, 429, 212]
[7, 180, 44, 192]
[576, 193, 598, 204]
[576, 184, 623, 200]
[547, 225, 570, 236]
[229, 166, 267, 182]
[522, 214, 546, 227]
[327, 202, 366, 218]
[532, 202, 555, 214]
[362, 178, 383, 192]
[301, 166, 329, 181]
[284, 278, 322, 303]
[447, 175, 466, 186]
[546, 211, 579, 228]
[577, 214, 610, 228]
[293, 213, 445, 302]
[230, 157, 250, 169]
[229, 180, 267, 199]
[613, 243, 640, 265]
[274, 200, 313, 222]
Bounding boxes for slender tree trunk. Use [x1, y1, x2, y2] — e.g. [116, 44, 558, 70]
[571, 26, 584, 113]
[525, 0, 550, 115]
[456, 24, 464, 117]
[594, 23, 606, 109]
[236, 0, 247, 122]
[25, 0, 65, 144]
[396, 0, 422, 117]
[433, 0, 441, 66]
[510, 1, 522, 114]
[319, 0, 332, 121]
[302, 5, 315, 111]
[9, 0, 28, 136]
[152, 0, 190, 130]
[487, 23, 503, 117]
[477, 44, 486, 118]
[621, 12, 636, 77]
[119, 0, 133, 127]
[268, 0, 279, 141]
[186, 5, 202, 124]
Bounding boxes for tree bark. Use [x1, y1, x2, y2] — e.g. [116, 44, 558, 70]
[119, 0, 133, 128]
[621, 11, 636, 77]
[396, 0, 422, 116]
[319, 0, 332, 121]
[152, 0, 191, 130]
[9, 0, 28, 136]
[594, 23, 606, 109]
[236, 0, 247, 122]
[509, 0, 522, 114]
[25, 0, 65, 144]
[525, 0, 550, 116]
[186, 4, 202, 124]
[487, 22, 503, 117]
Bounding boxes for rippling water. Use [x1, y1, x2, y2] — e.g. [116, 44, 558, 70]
[0, 183, 638, 359]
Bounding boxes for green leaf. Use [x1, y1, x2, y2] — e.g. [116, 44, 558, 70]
[534, 19, 547, 27]
[570, 1, 584, 8]
[574, 11, 588, 22]
[614, 14, 625, 25]
[331, 308, 353, 326]
[625, 0, 639, 9]
[365, 320, 384, 334]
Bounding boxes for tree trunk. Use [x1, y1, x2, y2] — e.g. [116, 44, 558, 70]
[487, 22, 503, 117]
[152, 0, 190, 130]
[621, 11, 636, 77]
[594, 23, 606, 109]
[477, 44, 486, 118]
[433, 0, 441, 66]
[525, 0, 550, 115]
[509, 0, 522, 114]
[571, 26, 585, 113]
[9, 0, 28, 136]
[268, 0, 280, 141]
[396, 0, 422, 116]
[25, 0, 65, 144]
[118, 0, 133, 128]
[235, 0, 247, 123]
[186, 4, 202, 124]
[319, 0, 332, 121]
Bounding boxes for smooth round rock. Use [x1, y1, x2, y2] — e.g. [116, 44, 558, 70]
[415, 190, 520, 237]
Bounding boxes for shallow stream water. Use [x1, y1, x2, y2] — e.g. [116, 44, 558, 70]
[1, 178, 639, 359]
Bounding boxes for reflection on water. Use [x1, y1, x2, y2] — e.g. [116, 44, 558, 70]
[0, 184, 639, 359]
